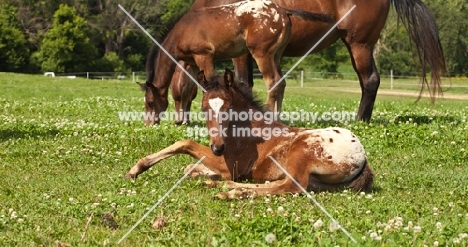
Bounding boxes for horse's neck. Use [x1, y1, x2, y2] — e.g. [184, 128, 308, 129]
[151, 44, 177, 88]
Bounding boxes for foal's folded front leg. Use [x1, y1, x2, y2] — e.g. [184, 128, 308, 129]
[125, 140, 229, 179]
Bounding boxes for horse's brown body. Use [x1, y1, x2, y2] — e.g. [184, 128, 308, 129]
[126, 70, 373, 199]
[189, 0, 446, 121]
[142, 0, 294, 125]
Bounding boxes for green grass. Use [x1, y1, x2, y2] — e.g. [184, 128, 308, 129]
[1, 73, 467, 246]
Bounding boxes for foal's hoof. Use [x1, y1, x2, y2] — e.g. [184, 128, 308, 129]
[203, 180, 218, 188]
[215, 192, 232, 200]
[215, 189, 251, 200]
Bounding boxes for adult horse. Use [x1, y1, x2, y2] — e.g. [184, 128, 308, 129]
[190, 0, 447, 121]
[141, 0, 332, 125]
[126, 69, 374, 199]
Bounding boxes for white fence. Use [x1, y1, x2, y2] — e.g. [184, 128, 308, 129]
[52, 70, 468, 90]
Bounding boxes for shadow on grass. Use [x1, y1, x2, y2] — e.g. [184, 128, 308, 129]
[0, 128, 60, 141]
[372, 115, 458, 126]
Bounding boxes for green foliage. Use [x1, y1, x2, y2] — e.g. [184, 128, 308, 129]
[120, 31, 152, 72]
[375, 11, 418, 77]
[427, 0, 468, 76]
[0, 4, 29, 72]
[159, 0, 195, 25]
[93, 52, 127, 72]
[36, 4, 97, 73]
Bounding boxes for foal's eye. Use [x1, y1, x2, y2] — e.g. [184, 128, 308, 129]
[147, 102, 155, 108]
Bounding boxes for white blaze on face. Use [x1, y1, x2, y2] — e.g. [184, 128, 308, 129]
[208, 97, 224, 119]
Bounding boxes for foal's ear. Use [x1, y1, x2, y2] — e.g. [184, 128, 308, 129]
[224, 68, 234, 88]
[136, 81, 147, 91]
[197, 70, 207, 88]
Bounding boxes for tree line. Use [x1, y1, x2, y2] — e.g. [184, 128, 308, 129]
[0, 0, 466, 76]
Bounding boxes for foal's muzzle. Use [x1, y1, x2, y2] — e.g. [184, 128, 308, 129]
[210, 144, 225, 156]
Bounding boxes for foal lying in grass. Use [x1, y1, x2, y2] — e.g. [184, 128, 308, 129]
[126, 69, 374, 199]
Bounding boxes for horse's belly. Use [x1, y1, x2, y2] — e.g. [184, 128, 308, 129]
[283, 21, 340, 56]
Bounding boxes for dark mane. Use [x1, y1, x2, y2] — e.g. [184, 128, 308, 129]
[204, 73, 265, 112]
[145, 14, 185, 84]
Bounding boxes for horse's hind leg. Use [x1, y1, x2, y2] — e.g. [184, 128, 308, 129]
[346, 42, 380, 121]
[125, 140, 230, 179]
[253, 54, 286, 112]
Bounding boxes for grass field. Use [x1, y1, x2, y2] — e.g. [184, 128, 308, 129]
[0, 73, 467, 246]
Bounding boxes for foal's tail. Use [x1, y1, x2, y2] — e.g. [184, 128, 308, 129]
[393, 0, 447, 103]
[348, 160, 374, 192]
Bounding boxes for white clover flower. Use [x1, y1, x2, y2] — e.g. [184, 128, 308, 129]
[277, 206, 284, 213]
[313, 219, 323, 229]
[433, 240, 439, 247]
[436, 222, 442, 230]
[329, 222, 340, 231]
[459, 233, 468, 239]
[10, 211, 17, 219]
[453, 237, 460, 244]
[265, 233, 276, 243]
[413, 226, 422, 233]
[370, 232, 381, 241]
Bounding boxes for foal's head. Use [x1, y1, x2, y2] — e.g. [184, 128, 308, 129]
[199, 69, 235, 156]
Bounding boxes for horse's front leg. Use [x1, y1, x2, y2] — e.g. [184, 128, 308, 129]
[125, 140, 230, 179]
[232, 53, 254, 88]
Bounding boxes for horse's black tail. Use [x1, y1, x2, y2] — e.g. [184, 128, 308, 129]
[393, 0, 447, 103]
[348, 160, 374, 192]
[283, 8, 333, 23]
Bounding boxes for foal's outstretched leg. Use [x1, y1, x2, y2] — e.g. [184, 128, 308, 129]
[184, 164, 222, 180]
[125, 140, 230, 179]
[215, 178, 306, 199]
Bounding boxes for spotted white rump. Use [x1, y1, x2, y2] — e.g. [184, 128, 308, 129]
[300, 127, 366, 181]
